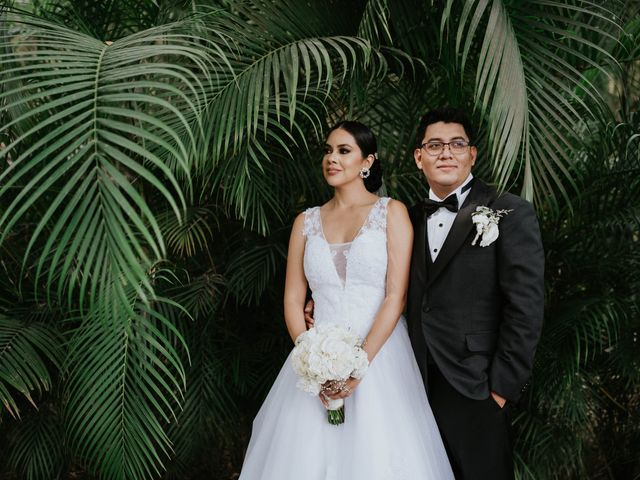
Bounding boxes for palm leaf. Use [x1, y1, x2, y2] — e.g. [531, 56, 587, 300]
[165, 272, 224, 321]
[202, 23, 379, 159]
[0, 14, 227, 308]
[65, 289, 188, 480]
[31, 0, 167, 39]
[194, 1, 407, 232]
[165, 323, 238, 476]
[6, 405, 65, 480]
[358, 0, 393, 46]
[443, 0, 622, 205]
[515, 109, 640, 477]
[225, 240, 287, 306]
[0, 315, 62, 418]
[204, 102, 324, 234]
[157, 206, 218, 258]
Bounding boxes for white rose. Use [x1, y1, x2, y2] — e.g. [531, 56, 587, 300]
[472, 214, 490, 226]
[321, 337, 347, 358]
[480, 222, 499, 247]
[351, 351, 369, 378]
[296, 377, 321, 395]
[329, 357, 351, 379]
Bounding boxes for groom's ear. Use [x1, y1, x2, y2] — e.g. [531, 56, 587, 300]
[470, 145, 478, 166]
[414, 148, 423, 170]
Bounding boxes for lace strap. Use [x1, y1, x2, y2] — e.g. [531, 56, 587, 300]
[302, 206, 322, 237]
[361, 197, 391, 234]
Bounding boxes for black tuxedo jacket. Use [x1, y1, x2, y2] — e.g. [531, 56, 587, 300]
[407, 179, 544, 403]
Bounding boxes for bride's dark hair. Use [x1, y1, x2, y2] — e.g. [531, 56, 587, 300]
[327, 121, 383, 193]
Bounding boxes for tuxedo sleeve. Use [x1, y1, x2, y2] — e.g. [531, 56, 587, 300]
[490, 196, 544, 403]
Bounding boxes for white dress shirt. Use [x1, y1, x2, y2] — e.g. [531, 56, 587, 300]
[427, 173, 474, 262]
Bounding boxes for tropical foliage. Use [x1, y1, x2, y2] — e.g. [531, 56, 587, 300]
[0, 0, 638, 479]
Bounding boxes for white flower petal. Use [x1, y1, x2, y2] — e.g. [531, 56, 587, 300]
[480, 222, 499, 246]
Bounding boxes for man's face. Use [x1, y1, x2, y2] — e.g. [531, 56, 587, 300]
[414, 121, 477, 198]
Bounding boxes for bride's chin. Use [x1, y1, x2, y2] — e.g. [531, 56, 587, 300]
[324, 175, 361, 189]
[324, 177, 342, 188]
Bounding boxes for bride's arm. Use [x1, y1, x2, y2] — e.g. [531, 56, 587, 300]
[362, 199, 413, 362]
[283, 212, 309, 344]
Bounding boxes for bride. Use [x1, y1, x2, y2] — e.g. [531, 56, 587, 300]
[239, 121, 453, 479]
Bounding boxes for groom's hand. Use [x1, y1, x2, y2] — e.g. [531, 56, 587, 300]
[491, 391, 507, 408]
[304, 299, 315, 328]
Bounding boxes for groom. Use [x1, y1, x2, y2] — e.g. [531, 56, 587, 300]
[407, 107, 544, 479]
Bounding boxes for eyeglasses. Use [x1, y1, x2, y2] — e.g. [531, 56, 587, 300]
[420, 141, 471, 156]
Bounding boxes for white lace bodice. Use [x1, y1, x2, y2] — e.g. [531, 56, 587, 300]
[302, 197, 391, 338]
[327, 242, 351, 286]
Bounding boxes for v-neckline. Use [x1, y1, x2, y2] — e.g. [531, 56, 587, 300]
[316, 198, 381, 289]
[318, 197, 381, 246]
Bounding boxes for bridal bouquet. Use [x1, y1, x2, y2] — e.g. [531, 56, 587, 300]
[291, 323, 369, 425]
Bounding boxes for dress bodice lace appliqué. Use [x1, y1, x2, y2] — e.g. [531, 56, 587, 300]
[302, 197, 390, 241]
[301, 197, 391, 337]
[328, 242, 351, 285]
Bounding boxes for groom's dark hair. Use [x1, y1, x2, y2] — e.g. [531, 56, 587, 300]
[415, 107, 475, 148]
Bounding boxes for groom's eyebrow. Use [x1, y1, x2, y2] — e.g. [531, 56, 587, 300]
[425, 135, 467, 142]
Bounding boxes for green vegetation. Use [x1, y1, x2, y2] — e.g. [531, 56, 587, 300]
[0, 1, 638, 478]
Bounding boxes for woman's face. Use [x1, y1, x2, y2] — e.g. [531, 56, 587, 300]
[322, 128, 372, 189]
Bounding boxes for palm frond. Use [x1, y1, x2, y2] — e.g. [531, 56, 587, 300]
[204, 102, 325, 234]
[515, 109, 640, 477]
[0, 14, 228, 308]
[165, 323, 238, 475]
[6, 405, 65, 480]
[165, 272, 224, 320]
[193, 2, 408, 232]
[201, 20, 381, 160]
[157, 206, 218, 258]
[358, 0, 392, 46]
[0, 315, 62, 418]
[0, 2, 637, 479]
[65, 289, 188, 480]
[31, 0, 166, 40]
[225, 240, 287, 306]
[513, 409, 585, 478]
[443, 0, 622, 206]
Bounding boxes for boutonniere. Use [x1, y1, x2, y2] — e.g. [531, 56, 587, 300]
[471, 206, 513, 247]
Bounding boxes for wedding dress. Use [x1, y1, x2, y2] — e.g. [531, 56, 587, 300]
[239, 197, 454, 480]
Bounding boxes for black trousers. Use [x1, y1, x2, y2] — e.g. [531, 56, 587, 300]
[427, 365, 514, 480]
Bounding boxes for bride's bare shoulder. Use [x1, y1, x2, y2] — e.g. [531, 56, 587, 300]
[386, 198, 409, 216]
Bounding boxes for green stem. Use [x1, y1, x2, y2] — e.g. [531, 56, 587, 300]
[327, 406, 344, 425]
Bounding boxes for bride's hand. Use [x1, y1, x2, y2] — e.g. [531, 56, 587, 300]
[339, 377, 361, 399]
[320, 377, 362, 407]
[319, 380, 338, 407]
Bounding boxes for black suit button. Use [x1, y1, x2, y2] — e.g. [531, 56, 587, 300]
[422, 305, 431, 313]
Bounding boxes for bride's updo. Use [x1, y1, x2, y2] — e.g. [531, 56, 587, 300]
[327, 121, 383, 193]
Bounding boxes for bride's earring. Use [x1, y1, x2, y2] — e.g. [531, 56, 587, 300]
[359, 167, 370, 179]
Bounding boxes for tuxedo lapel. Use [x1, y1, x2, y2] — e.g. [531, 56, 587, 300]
[424, 214, 433, 268]
[426, 180, 497, 288]
[412, 206, 429, 287]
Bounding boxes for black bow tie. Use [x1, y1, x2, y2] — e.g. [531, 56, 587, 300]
[422, 194, 458, 216]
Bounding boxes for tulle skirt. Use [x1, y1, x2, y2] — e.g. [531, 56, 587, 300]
[239, 318, 454, 480]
